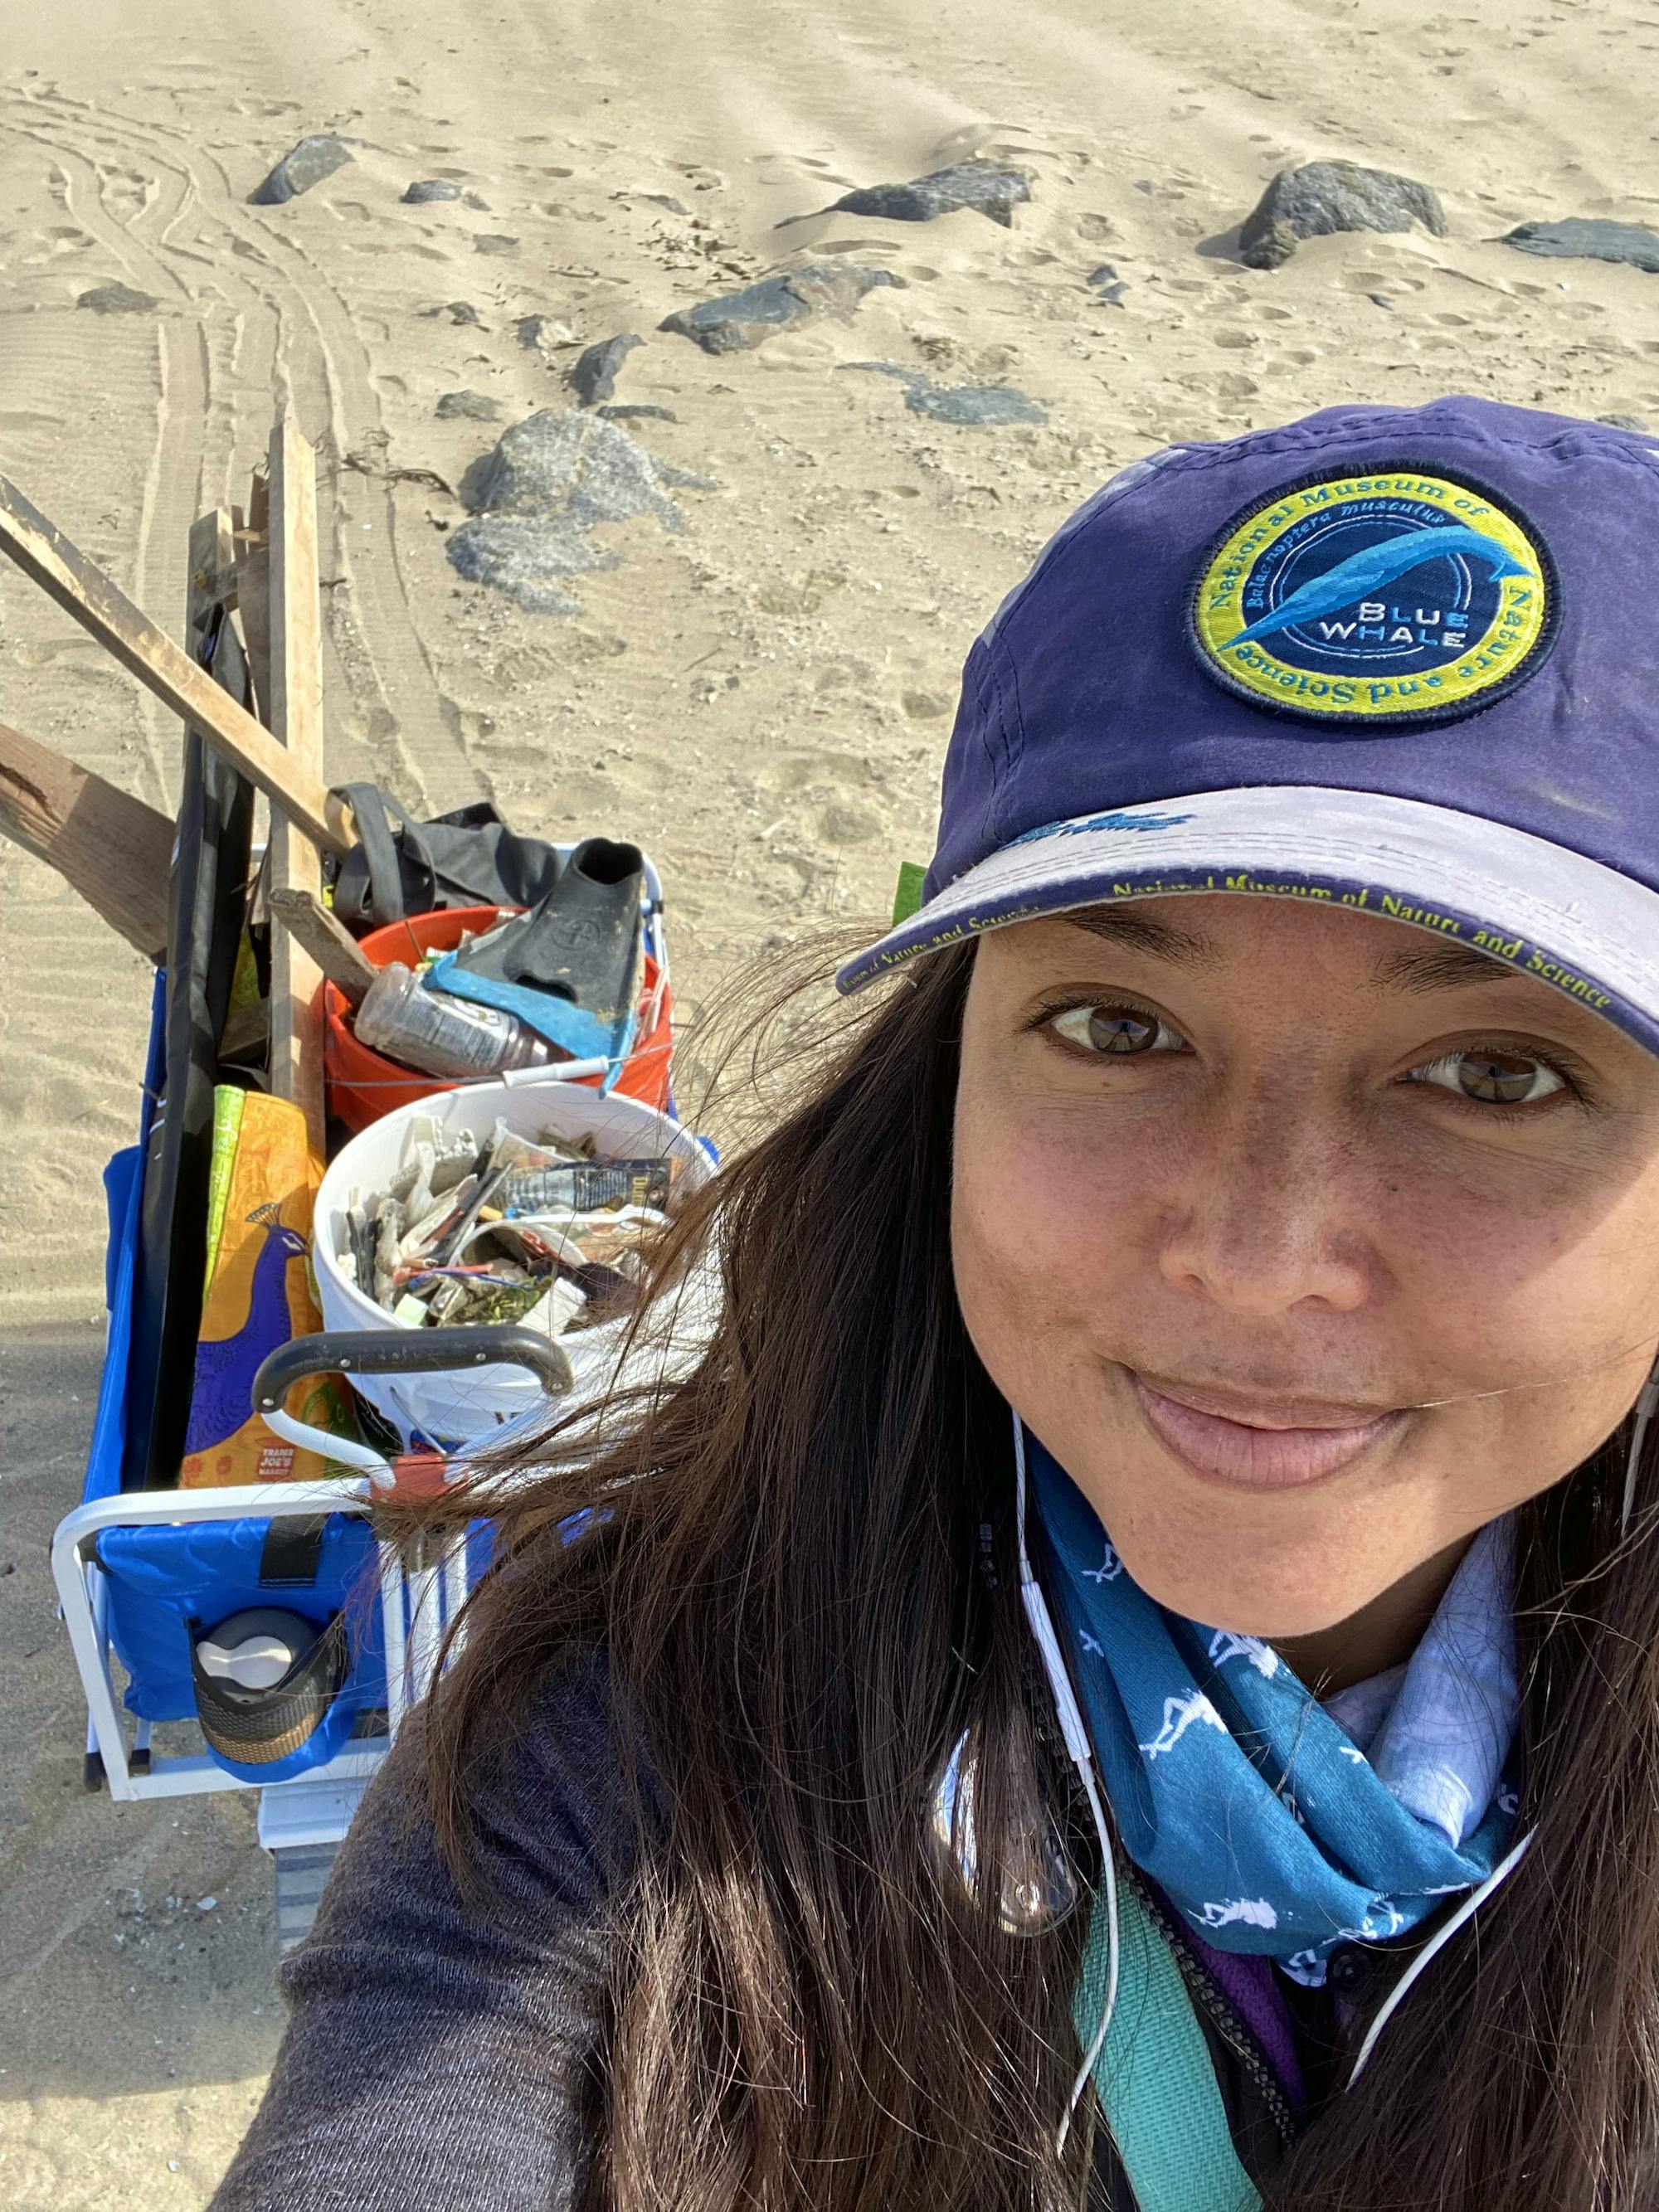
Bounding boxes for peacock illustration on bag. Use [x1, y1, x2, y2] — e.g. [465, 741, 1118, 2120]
[179, 1090, 358, 1486]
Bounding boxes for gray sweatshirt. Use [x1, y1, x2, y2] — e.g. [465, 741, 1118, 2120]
[212, 1655, 1314, 2209]
[211, 1654, 632, 2211]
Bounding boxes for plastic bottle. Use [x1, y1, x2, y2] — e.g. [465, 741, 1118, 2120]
[353, 962, 559, 1080]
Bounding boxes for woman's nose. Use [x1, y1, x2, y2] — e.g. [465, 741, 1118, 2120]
[1155, 1101, 1375, 1317]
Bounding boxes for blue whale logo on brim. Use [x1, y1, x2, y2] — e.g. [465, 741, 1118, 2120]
[1231, 524, 1530, 647]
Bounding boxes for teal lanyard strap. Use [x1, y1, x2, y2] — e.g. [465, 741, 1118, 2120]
[1074, 1881, 1262, 2212]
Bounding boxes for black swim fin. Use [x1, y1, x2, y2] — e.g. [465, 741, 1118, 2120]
[430, 837, 646, 1062]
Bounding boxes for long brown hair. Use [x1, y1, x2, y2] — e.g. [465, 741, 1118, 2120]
[410, 935, 1659, 2211]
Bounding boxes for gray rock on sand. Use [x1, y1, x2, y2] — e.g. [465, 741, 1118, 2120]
[436, 389, 502, 421]
[569, 333, 643, 406]
[1501, 217, 1659, 274]
[1238, 161, 1447, 270]
[466, 407, 686, 522]
[828, 159, 1033, 229]
[402, 179, 489, 208]
[250, 134, 353, 207]
[77, 282, 158, 314]
[425, 299, 485, 327]
[1087, 262, 1127, 304]
[912, 382, 1044, 426]
[446, 408, 693, 614]
[844, 360, 1046, 426]
[661, 262, 902, 353]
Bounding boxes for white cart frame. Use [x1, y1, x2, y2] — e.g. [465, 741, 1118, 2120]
[51, 1471, 470, 1933]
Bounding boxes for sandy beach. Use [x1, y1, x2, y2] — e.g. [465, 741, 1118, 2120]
[4, 0, 1658, 2200]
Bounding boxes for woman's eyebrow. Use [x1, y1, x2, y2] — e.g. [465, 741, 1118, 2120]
[1371, 941, 1519, 994]
[1063, 908, 1219, 965]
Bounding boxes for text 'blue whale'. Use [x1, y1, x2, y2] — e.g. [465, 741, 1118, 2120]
[1230, 525, 1530, 647]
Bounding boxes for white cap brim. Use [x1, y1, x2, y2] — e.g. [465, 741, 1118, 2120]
[837, 786, 1659, 1054]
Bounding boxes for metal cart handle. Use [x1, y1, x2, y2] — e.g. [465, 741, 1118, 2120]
[252, 1326, 576, 1485]
[253, 1325, 575, 1412]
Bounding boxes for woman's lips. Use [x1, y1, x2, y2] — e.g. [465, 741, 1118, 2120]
[1129, 1373, 1406, 1492]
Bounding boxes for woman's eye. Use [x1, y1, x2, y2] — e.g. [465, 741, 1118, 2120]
[1407, 1048, 1566, 1108]
[1048, 1004, 1188, 1057]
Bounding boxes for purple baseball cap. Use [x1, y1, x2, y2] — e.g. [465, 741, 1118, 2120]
[837, 396, 1659, 1055]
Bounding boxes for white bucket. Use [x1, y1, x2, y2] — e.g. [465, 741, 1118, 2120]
[313, 1076, 717, 1451]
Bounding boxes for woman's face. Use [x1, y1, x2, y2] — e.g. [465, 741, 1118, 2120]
[952, 895, 1659, 1641]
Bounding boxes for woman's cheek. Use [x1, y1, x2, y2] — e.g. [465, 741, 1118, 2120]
[951, 1094, 1160, 1364]
[1380, 1151, 1635, 1384]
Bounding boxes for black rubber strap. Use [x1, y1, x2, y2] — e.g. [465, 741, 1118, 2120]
[258, 1515, 329, 1590]
[332, 781, 424, 926]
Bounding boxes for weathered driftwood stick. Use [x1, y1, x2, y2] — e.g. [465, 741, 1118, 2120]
[270, 887, 377, 1008]
[0, 470, 351, 858]
[0, 717, 173, 959]
[186, 507, 237, 679]
[265, 417, 328, 1150]
[186, 511, 240, 628]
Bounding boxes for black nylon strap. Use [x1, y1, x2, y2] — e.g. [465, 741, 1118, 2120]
[258, 1515, 329, 1589]
[333, 781, 420, 926]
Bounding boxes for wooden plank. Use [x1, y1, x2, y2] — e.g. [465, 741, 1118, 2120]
[186, 510, 239, 627]
[186, 508, 236, 660]
[265, 416, 328, 1150]
[0, 470, 351, 857]
[0, 717, 173, 958]
[269, 887, 377, 1008]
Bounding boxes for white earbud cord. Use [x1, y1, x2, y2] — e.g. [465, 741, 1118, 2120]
[1621, 1369, 1659, 1539]
[1010, 1414, 1120, 2156]
[1345, 1826, 1533, 2083]
[1354, 1366, 1659, 2084]
[1018, 1376, 1659, 2118]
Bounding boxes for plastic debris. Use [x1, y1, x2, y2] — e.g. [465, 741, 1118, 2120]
[342, 1116, 683, 1339]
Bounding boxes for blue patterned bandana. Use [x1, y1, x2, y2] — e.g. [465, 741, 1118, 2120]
[1031, 1441, 1522, 1985]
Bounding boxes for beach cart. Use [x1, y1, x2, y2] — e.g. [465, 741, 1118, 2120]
[49, 877, 687, 1947]
[7, 420, 691, 1949]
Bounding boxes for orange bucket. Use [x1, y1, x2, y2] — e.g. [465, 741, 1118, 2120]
[323, 904, 674, 1135]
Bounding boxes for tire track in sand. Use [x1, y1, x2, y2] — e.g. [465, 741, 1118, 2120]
[5, 85, 209, 809]
[7, 83, 489, 814]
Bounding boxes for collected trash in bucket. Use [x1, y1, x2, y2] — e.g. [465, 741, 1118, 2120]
[323, 898, 675, 1134]
[343, 1114, 679, 1342]
[1, 419, 705, 1848]
[314, 1074, 717, 1449]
